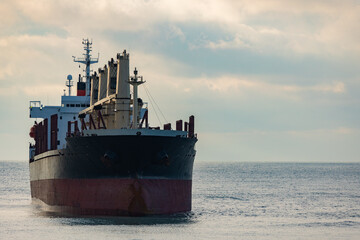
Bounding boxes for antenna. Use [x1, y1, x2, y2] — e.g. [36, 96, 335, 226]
[66, 75, 73, 96]
[73, 38, 99, 96]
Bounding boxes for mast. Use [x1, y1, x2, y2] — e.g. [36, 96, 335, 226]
[128, 68, 145, 129]
[73, 39, 99, 96]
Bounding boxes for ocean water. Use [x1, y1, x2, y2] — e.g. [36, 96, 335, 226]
[0, 161, 359, 240]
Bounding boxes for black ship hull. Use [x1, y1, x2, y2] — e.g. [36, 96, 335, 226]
[30, 135, 197, 215]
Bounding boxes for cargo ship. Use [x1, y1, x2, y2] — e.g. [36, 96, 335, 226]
[28, 39, 197, 215]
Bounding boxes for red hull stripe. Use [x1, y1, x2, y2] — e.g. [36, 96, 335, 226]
[30, 178, 192, 216]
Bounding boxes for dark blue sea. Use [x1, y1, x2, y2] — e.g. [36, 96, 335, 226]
[0, 161, 359, 239]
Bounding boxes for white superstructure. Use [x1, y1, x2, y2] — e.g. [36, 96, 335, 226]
[30, 96, 90, 149]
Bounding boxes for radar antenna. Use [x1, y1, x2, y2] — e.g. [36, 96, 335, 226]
[72, 39, 99, 96]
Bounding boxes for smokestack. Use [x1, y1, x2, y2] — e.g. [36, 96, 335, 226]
[76, 74, 85, 96]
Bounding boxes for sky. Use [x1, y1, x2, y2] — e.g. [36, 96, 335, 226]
[0, 0, 359, 162]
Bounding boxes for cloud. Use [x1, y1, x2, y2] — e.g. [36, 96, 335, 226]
[183, 1, 360, 57]
[204, 31, 254, 50]
[0, 31, 348, 107]
[148, 73, 346, 96]
[0, 1, 20, 30]
[2, 0, 358, 57]
[166, 25, 186, 41]
[0, 64, 14, 79]
[311, 81, 345, 93]
[0, 34, 78, 82]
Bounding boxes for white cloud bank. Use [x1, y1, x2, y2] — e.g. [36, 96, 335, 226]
[144, 72, 346, 99]
[1, 0, 359, 57]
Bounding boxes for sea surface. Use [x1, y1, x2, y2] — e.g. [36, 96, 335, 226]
[0, 161, 359, 240]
